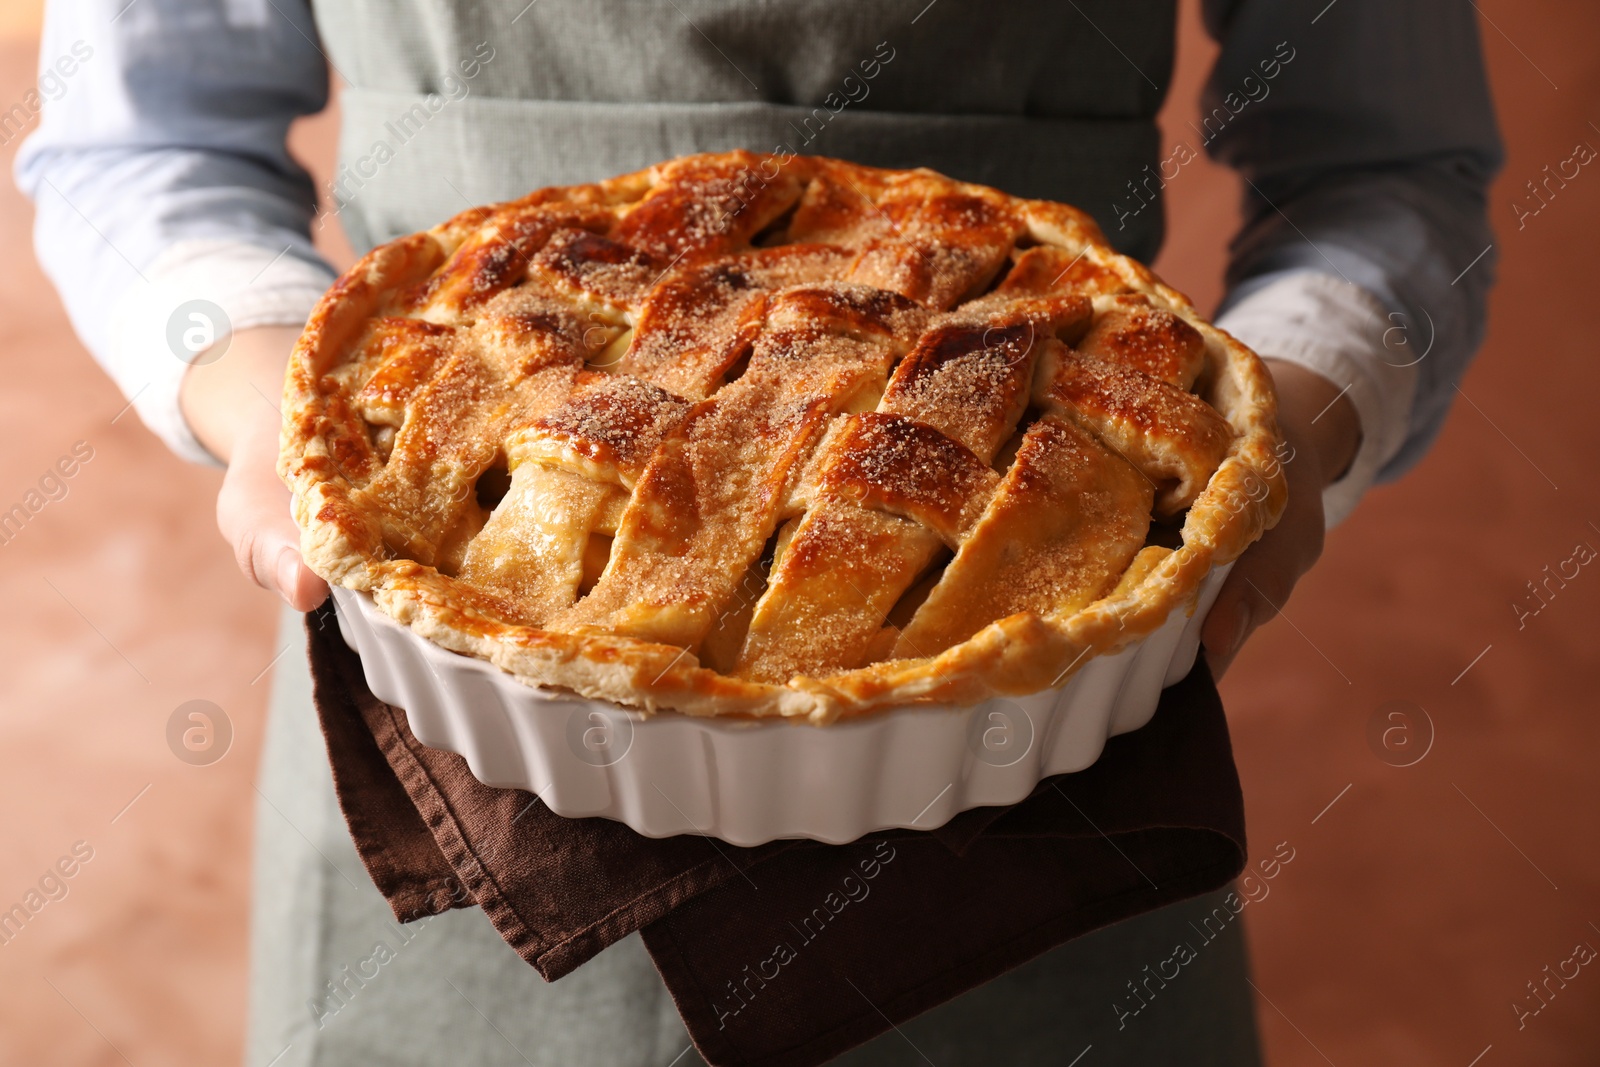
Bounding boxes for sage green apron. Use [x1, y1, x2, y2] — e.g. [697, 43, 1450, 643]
[313, 0, 1172, 261]
[247, 4, 1261, 1063]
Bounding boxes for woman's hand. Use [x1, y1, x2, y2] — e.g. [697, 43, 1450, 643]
[180, 325, 329, 612]
[1201, 359, 1362, 680]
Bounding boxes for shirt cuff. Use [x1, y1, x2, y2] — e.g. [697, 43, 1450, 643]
[105, 239, 336, 467]
[1214, 271, 1418, 530]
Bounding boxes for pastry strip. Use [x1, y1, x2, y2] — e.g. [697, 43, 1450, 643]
[893, 414, 1153, 657]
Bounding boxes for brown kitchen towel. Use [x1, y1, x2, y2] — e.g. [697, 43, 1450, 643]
[303, 602, 1248, 1067]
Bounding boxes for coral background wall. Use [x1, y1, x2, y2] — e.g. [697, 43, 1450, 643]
[0, 1, 1595, 1063]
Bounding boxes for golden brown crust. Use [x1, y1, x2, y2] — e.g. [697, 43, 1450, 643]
[280, 152, 1287, 724]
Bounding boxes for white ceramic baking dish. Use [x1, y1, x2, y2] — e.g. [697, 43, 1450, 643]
[329, 561, 1229, 847]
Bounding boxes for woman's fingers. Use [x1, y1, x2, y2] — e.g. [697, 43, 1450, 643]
[1201, 359, 1348, 681]
[216, 411, 328, 613]
[181, 325, 326, 611]
[1201, 481, 1322, 679]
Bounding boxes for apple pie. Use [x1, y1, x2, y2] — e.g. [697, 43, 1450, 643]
[280, 151, 1286, 723]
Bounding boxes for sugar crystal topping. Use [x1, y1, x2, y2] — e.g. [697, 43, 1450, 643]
[287, 151, 1255, 707]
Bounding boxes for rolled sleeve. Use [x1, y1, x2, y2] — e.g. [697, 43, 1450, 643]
[105, 239, 334, 465]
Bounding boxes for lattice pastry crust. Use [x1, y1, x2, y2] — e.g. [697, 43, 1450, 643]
[280, 151, 1287, 723]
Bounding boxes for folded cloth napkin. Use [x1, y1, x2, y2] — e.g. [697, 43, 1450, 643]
[304, 602, 1247, 1067]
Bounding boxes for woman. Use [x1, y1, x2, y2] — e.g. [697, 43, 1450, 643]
[17, 1, 1499, 1062]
